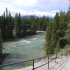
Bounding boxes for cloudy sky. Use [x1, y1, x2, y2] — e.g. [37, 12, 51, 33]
[0, 0, 69, 17]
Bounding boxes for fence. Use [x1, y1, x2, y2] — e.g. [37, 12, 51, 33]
[0, 49, 70, 70]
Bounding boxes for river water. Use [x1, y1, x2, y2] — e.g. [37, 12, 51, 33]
[1, 32, 45, 70]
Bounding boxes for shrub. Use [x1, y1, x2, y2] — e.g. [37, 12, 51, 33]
[59, 36, 68, 48]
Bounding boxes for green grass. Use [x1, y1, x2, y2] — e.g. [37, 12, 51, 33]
[25, 62, 32, 67]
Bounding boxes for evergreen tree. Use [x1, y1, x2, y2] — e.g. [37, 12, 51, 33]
[30, 16, 36, 34]
[59, 11, 67, 30]
[1, 12, 5, 40]
[44, 21, 53, 54]
[44, 21, 59, 54]
[54, 40, 60, 53]
[0, 29, 2, 56]
[54, 12, 59, 30]
[17, 13, 22, 37]
[21, 18, 27, 36]
[15, 13, 22, 37]
[8, 12, 14, 39]
[50, 23, 57, 53]
[5, 8, 9, 39]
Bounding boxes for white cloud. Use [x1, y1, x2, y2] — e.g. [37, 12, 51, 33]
[0, 0, 69, 17]
[36, 0, 68, 8]
[13, 0, 36, 7]
[10, 9, 59, 17]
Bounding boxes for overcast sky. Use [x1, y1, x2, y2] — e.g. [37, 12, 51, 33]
[0, 0, 69, 17]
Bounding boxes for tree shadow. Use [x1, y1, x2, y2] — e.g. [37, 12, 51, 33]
[0, 53, 9, 66]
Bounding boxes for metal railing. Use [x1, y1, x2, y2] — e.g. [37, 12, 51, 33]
[0, 49, 70, 70]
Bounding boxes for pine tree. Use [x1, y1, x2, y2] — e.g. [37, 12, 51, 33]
[30, 16, 36, 34]
[21, 18, 27, 36]
[54, 40, 60, 54]
[0, 29, 2, 56]
[59, 11, 67, 30]
[50, 23, 57, 53]
[15, 13, 19, 37]
[44, 21, 53, 54]
[54, 12, 59, 30]
[44, 21, 58, 55]
[2, 11, 6, 40]
[8, 12, 14, 39]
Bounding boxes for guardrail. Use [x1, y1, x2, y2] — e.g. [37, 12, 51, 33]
[0, 49, 70, 70]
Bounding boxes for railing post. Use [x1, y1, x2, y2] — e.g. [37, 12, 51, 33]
[69, 50, 70, 54]
[61, 51, 63, 59]
[55, 53, 57, 63]
[48, 55, 49, 69]
[33, 60, 34, 70]
[56, 53, 57, 58]
[66, 50, 67, 57]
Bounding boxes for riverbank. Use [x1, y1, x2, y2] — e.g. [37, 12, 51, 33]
[0, 54, 9, 65]
[3, 31, 45, 42]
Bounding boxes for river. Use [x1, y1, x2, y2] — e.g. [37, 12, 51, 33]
[1, 32, 45, 70]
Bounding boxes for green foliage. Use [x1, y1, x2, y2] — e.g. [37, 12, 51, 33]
[59, 36, 68, 48]
[21, 18, 27, 36]
[44, 21, 57, 54]
[44, 10, 70, 55]
[54, 41, 60, 53]
[0, 29, 2, 56]
[59, 11, 68, 31]
[57, 30, 65, 38]
[0, 8, 50, 41]
[1, 8, 14, 40]
[15, 13, 22, 37]
[36, 16, 48, 31]
[25, 62, 32, 67]
[67, 23, 70, 44]
[54, 12, 59, 30]
[0, 8, 69, 54]
[30, 16, 36, 34]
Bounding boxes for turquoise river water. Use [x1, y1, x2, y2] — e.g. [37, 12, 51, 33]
[1, 32, 45, 70]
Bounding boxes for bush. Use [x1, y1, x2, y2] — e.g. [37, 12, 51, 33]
[54, 41, 60, 53]
[56, 30, 65, 37]
[59, 36, 68, 48]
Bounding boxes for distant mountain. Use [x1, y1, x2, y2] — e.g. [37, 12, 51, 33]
[21, 15, 54, 20]
[21, 15, 39, 19]
[45, 16, 54, 20]
[21, 15, 30, 19]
